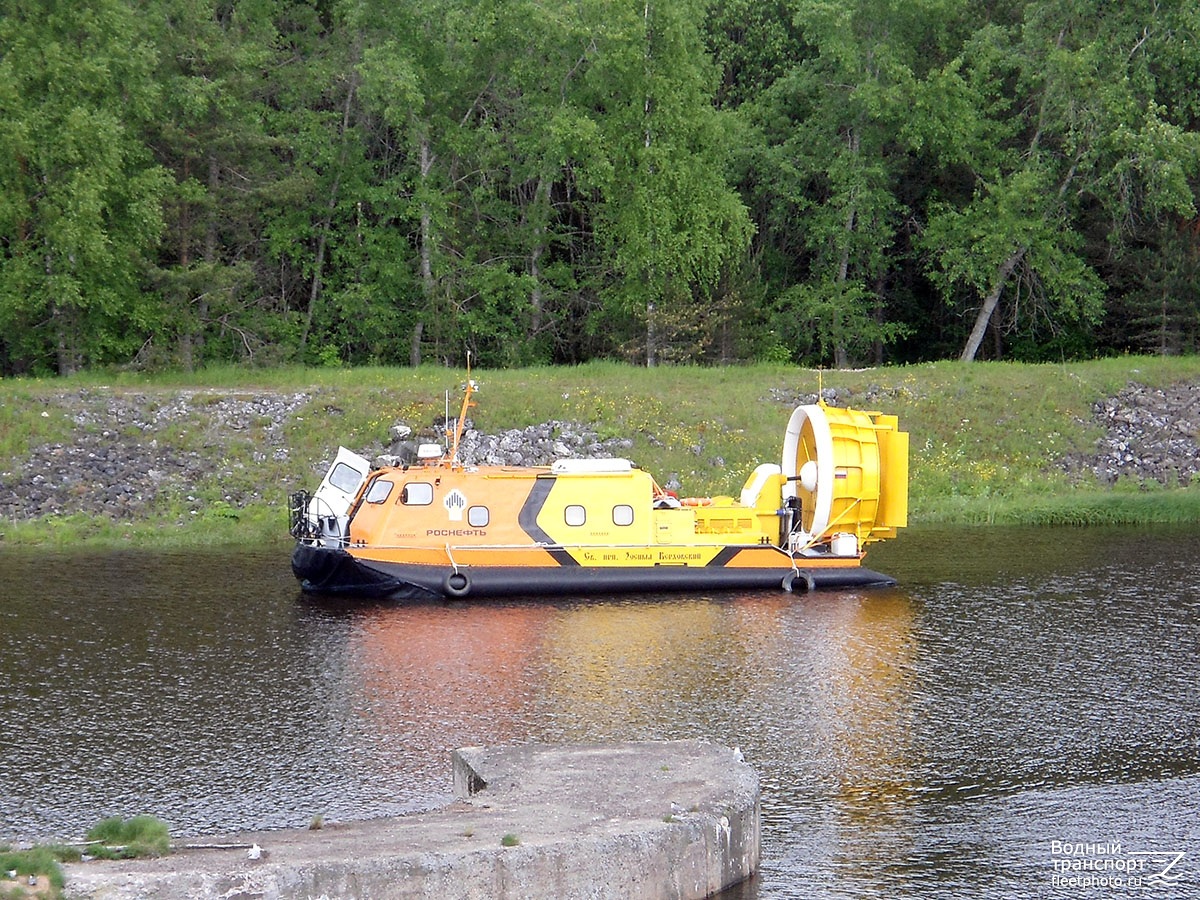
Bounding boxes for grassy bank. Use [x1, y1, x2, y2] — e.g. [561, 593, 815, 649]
[1, 356, 1199, 548]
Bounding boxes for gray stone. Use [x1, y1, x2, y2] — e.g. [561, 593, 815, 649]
[63, 741, 759, 900]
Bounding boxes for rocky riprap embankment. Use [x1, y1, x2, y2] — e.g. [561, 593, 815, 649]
[0, 390, 633, 525]
[766, 384, 920, 408]
[0, 389, 310, 522]
[1060, 381, 1200, 487]
[376, 420, 634, 469]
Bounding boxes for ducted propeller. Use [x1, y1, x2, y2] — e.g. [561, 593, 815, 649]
[781, 403, 909, 551]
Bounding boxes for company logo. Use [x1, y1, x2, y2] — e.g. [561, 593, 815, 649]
[444, 489, 467, 521]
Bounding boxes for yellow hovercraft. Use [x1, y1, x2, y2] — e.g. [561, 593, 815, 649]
[290, 380, 908, 600]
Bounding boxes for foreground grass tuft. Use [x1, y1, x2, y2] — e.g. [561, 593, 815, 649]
[0, 816, 169, 899]
[84, 815, 171, 859]
[0, 846, 69, 894]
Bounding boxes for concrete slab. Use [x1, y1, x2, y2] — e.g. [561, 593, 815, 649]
[62, 740, 759, 899]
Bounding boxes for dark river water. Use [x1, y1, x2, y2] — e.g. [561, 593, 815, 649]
[2, 526, 1198, 897]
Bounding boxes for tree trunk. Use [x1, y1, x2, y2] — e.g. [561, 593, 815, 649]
[413, 134, 434, 368]
[871, 275, 885, 365]
[528, 175, 550, 338]
[960, 247, 1026, 362]
[410, 321, 424, 368]
[529, 243, 543, 334]
[51, 298, 78, 375]
[179, 157, 194, 372]
[643, 0, 656, 369]
[646, 297, 657, 367]
[301, 215, 333, 357]
[54, 309, 75, 375]
[189, 153, 220, 370]
[833, 128, 859, 368]
[300, 65, 358, 357]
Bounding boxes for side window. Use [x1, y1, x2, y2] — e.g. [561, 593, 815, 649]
[365, 479, 394, 504]
[468, 506, 489, 527]
[402, 482, 434, 505]
[564, 505, 586, 527]
[612, 504, 634, 527]
[329, 462, 364, 493]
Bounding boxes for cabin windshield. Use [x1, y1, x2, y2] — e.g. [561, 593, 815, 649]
[364, 478, 394, 503]
[328, 462, 365, 494]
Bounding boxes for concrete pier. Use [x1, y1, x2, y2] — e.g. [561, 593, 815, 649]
[63, 740, 759, 899]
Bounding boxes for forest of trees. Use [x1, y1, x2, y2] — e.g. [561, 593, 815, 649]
[3, 0, 1200, 375]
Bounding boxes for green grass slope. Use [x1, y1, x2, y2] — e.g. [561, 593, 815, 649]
[1, 356, 1198, 548]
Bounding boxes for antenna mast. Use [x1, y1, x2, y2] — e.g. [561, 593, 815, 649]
[447, 351, 477, 465]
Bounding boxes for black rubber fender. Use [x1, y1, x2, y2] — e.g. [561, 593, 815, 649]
[782, 569, 815, 593]
[443, 570, 472, 598]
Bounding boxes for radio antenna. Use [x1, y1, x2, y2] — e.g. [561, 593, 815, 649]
[447, 351, 476, 466]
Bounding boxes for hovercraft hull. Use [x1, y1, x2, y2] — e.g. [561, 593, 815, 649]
[292, 541, 895, 601]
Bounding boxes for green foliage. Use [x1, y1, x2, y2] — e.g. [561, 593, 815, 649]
[0, 816, 168, 898]
[772, 280, 910, 366]
[84, 815, 171, 859]
[1108, 225, 1200, 355]
[0, 846, 68, 892]
[915, 0, 1200, 361]
[0, 0, 169, 375]
[2, 1, 1200, 373]
[705, 0, 808, 107]
[583, 0, 755, 364]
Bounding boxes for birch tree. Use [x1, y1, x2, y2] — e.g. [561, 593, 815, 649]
[917, 0, 1200, 361]
[0, 0, 168, 374]
[578, 0, 752, 365]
